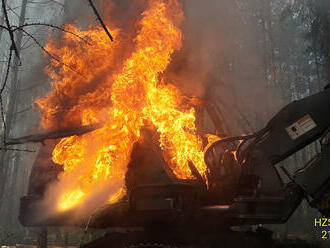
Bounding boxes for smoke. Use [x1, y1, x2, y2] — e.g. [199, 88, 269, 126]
[63, 0, 147, 32]
[171, 0, 284, 133]
[28, 0, 284, 223]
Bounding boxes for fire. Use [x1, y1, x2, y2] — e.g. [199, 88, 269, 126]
[204, 134, 245, 163]
[36, 0, 207, 212]
[59, 190, 85, 211]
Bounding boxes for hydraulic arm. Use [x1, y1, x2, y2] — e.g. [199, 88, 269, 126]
[209, 86, 330, 224]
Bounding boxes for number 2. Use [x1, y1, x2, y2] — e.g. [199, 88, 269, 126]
[322, 230, 328, 239]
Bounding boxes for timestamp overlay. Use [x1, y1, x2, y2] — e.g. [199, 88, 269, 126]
[314, 218, 330, 241]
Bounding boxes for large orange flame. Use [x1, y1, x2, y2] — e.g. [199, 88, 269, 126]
[36, 0, 207, 212]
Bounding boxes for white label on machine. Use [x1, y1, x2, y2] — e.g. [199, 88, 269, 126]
[286, 114, 317, 140]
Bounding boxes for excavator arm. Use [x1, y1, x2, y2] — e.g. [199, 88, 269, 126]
[204, 85, 330, 224]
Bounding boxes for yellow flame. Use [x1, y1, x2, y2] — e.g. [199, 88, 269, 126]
[37, 0, 207, 212]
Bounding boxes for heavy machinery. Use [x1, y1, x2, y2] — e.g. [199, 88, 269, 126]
[19, 85, 330, 247]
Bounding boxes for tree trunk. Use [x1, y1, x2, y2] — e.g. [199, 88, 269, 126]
[317, 0, 330, 83]
[264, 0, 277, 86]
[260, 0, 277, 120]
[0, 0, 28, 227]
[313, 43, 322, 92]
[0, 0, 6, 42]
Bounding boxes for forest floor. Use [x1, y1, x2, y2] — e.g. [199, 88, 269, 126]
[1, 239, 327, 248]
[1, 232, 329, 248]
[1, 246, 78, 248]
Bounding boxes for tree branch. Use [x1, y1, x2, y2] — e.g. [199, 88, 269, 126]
[16, 28, 86, 78]
[6, 123, 102, 145]
[87, 0, 114, 42]
[15, 23, 92, 45]
[1, 0, 20, 58]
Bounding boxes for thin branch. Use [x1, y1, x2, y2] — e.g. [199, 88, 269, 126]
[1, 0, 20, 58]
[87, 0, 113, 42]
[16, 28, 86, 78]
[0, 24, 8, 30]
[15, 23, 92, 45]
[5, 4, 20, 19]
